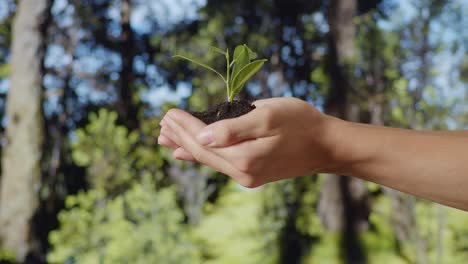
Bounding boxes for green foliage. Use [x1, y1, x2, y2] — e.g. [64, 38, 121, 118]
[71, 109, 139, 192]
[48, 178, 201, 264]
[50, 109, 201, 263]
[194, 182, 276, 264]
[360, 195, 405, 263]
[310, 66, 330, 97]
[30, 1, 468, 263]
[460, 54, 468, 83]
[0, 63, 10, 77]
[260, 177, 325, 263]
[450, 209, 468, 260]
[70, 107, 167, 191]
[0, 247, 16, 263]
[174, 44, 267, 102]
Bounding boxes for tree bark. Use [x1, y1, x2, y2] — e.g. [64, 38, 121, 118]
[117, 0, 138, 129]
[0, 0, 49, 261]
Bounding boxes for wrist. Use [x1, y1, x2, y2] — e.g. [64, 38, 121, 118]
[320, 116, 375, 176]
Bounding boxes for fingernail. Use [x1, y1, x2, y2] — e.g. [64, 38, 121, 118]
[160, 118, 167, 126]
[196, 129, 214, 146]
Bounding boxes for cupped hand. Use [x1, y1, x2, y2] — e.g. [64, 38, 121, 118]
[158, 97, 341, 187]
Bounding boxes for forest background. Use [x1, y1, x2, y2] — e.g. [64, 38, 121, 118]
[0, 0, 467, 263]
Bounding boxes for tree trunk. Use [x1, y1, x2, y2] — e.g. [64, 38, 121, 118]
[278, 177, 315, 264]
[318, 0, 370, 263]
[117, 0, 138, 129]
[0, 0, 49, 261]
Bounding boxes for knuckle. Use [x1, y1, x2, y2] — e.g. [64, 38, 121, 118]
[166, 109, 178, 117]
[215, 123, 236, 144]
[234, 158, 255, 173]
[161, 126, 173, 137]
[189, 149, 204, 162]
[262, 107, 276, 130]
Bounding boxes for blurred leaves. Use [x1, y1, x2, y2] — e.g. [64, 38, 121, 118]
[71, 109, 139, 192]
[48, 177, 201, 264]
[0, 63, 9, 77]
[460, 54, 468, 83]
[0, 0, 465, 263]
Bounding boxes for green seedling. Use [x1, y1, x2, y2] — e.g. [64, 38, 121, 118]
[173, 44, 267, 102]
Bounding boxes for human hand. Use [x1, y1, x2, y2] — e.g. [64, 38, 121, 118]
[162, 97, 468, 210]
[158, 97, 342, 187]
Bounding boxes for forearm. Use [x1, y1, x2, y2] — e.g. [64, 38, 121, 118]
[422, 130, 468, 137]
[327, 118, 468, 211]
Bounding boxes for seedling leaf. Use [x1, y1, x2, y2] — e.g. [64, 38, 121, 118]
[173, 55, 226, 82]
[208, 46, 226, 56]
[233, 45, 245, 61]
[230, 59, 267, 99]
[174, 45, 266, 102]
[244, 44, 258, 59]
[232, 46, 250, 82]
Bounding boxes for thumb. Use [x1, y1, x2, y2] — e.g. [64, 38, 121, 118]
[196, 107, 269, 147]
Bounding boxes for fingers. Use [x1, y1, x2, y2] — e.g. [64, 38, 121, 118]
[163, 109, 224, 166]
[160, 122, 183, 146]
[158, 126, 196, 161]
[252, 98, 277, 107]
[159, 107, 270, 171]
[163, 109, 258, 187]
[173, 147, 196, 162]
[195, 106, 275, 148]
[160, 110, 211, 163]
[166, 108, 207, 133]
[158, 134, 179, 149]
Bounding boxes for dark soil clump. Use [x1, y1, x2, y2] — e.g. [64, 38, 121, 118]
[191, 100, 255, 124]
